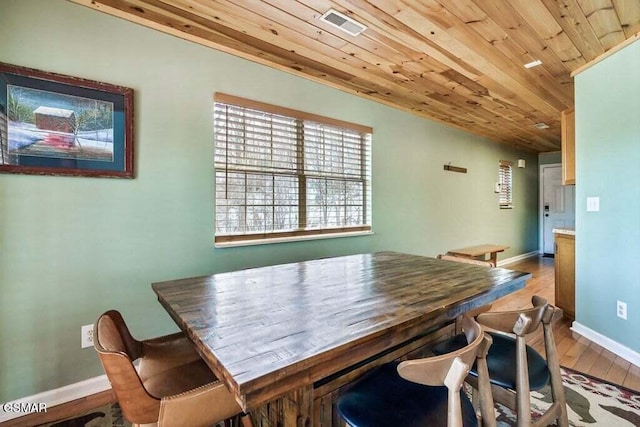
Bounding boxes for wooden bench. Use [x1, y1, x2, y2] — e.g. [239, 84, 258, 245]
[437, 254, 495, 267]
[445, 244, 509, 267]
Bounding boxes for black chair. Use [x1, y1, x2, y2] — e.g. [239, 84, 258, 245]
[433, 296, 568, 427]
[336, 317, 495, 427]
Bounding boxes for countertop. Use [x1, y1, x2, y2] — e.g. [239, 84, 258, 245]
[553, 227, 575, 236]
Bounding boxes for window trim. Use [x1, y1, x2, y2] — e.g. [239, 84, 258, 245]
[215, 229, 374, 248]
[215, 93, 373, 134]
[213, 93, 372, 245]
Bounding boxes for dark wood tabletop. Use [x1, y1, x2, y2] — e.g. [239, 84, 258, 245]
[152, 251, 531, 411]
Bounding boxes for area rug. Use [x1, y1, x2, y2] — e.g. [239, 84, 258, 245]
[495, 367, 640, 426]
[40, 403, 129, 427]
[39, 367, 639, 426]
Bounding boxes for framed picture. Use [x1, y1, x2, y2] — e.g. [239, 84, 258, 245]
[0, 62, 134, 178]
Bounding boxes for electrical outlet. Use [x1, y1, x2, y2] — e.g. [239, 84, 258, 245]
[81, 324, 94, 348]
[617, 301, 627, 320]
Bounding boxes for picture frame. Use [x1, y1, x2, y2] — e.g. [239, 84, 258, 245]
[0, 62, 134, 178]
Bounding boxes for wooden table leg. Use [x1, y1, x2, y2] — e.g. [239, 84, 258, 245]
[251, 385, 313, 426]
[489, 252, 498, 266]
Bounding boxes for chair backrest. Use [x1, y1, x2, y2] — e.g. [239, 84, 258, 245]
[397, 316, 486, 385]
[95, 310, 142, 359]
[437, 254, 495, 267]
[94, 311, 160, 424]
[476, 296, 566, 426]
[397, 317, 492, 427]
[476, 296, 548, 336]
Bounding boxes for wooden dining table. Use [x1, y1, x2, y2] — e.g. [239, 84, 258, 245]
[152, 251, 531, 426]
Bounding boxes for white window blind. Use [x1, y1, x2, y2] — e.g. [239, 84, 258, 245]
[498, 160, 513, 208]
[214, 94, 372, 243]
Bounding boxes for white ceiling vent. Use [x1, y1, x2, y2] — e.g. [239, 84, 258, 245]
[320, 9, 367, 36]
[534, 122, 550, 129]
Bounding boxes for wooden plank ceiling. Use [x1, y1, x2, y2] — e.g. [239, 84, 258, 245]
[70, 0, 640, 152]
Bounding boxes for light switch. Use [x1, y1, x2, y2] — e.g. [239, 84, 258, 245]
[587, 197, 600, 212]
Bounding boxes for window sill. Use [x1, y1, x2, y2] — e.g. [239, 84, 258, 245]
[214, 230, 374, 248]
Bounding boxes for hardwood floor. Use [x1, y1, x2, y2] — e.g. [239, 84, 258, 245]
[3, 256, 639, 427]
[495, 256, 640, 392]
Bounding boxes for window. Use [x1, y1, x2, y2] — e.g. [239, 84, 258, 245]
[498, 160, 513, 208]
[214, 93, 372, 244]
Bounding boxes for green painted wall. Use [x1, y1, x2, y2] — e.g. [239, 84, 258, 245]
[0, 0, 539, 401]
[539, 151, 561, 165]
[574, 40, 640, 352]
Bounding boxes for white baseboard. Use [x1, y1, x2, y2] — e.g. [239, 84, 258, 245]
[571, 321, 640, 368]
[0, 375, 110, 423]
[497, 250, 539, 267]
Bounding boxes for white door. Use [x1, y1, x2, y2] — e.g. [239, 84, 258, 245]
[541, 165, 575, 254]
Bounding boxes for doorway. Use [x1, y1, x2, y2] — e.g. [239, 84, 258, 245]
[540, 164, 575, 255]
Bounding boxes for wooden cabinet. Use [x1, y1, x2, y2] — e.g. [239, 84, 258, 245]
[555, 232, 575, 320]
[561, 107, 575, 185]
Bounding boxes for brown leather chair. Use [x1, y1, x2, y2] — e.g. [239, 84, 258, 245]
[94, 310, 253, 427]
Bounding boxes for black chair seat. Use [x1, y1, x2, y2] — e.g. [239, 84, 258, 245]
[433, 332, 550, 391]
[337, 361, 478, 427]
